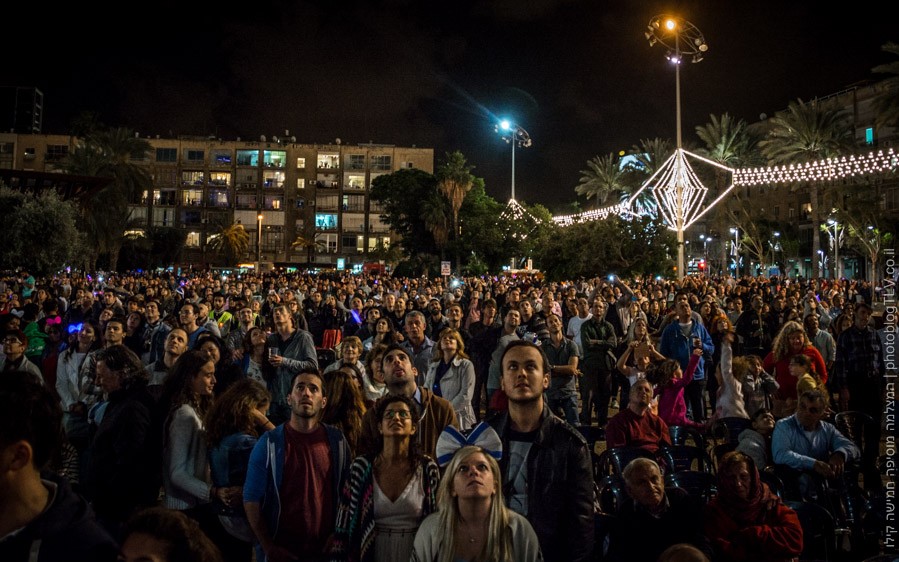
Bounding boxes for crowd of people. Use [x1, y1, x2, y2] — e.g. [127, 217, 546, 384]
[0, 267, 890, 561]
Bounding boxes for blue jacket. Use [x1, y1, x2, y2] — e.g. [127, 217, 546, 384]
[243, 423, 351, 561]
[659, 320, 714, 380]
[772, 414, 859, 471]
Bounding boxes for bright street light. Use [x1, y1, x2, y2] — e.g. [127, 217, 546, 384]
[494, 118, 532, 201]
[257, 213, 264, 266]
[645, 14, 708, 279]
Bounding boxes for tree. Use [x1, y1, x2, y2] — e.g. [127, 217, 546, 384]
[832, 188, 895, 285]
[695, 113, 762, 277]
[758, 98, 855, 278]
[421, 190, 450, 262]
[621, 137, 674, 216]
[207, 222, 250, 265]
[533, 215, 674, 280]
[61, 127, 153, 271]
[371, 168, 443, 258]
[575, 154, 627, 207]
[290, 234, 326, 265]
[873, 42, 899, 129]
[0, 186, 80, 274]
[436, 151, 475, 271]
[726, 200, 780, 274]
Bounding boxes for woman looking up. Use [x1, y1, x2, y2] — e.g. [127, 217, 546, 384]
[411, 425, 542, 562]
[424, 328, 476, 430]
[329, 394, 439, 562]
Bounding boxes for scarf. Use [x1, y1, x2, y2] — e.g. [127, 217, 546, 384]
[716, 460, 780, 525]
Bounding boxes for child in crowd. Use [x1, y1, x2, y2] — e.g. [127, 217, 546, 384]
[789, 354, 830, 411]
[740, 354, 779, 417]
[714, 332, 749, 420]
[647, 347, 704, 429]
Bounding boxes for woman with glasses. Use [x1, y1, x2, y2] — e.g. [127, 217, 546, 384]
[424, 328, 476, 431]
[328, 394, 439, 562]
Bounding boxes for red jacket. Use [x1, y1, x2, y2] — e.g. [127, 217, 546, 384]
[704, 498, 803, 562]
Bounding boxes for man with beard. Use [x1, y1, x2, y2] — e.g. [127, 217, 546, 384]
[487, 340, 594, 562]
[244, 370, 351, 562]
[358, 344, 456, 459]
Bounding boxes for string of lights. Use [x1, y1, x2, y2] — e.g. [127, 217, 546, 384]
[732, 148, 897, 186]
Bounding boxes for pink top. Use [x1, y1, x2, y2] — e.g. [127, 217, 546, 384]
[655, 353, 703, 429]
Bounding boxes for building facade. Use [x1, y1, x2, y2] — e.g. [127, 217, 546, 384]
[0, 132, 433, 269]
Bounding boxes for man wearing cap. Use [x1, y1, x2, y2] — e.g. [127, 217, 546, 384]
[1, 329, 43, 381]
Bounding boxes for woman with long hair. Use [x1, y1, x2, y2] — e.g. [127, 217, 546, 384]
[56, 321, 101, 450]
[205, 378, 274, 561]
[411, 441, 542, 562]
[238, 326, 269, 384]
[363, 317, 398, 352]
[161, 350, 222, 514]
[329, 395, 440, 562]
[704, 452, 803, 561]
[123, 310, 148, 357]
[195, 332, 244, 396]
[763, 321, 827, 417]
[424, 328, 476, 430]
[321, 367, 367, 456]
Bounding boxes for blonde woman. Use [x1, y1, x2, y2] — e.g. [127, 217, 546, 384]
[412, 425, 542, 562]
[424, 328, 476, 430]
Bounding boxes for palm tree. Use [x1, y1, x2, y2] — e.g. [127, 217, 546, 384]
[575, 154, 627, 207]
[61, 127, 153, 271]
[873, 42, 899, 129]
[291, 234, 326, 265]
[696, 113, 762, 274]
[436, 151, 474, 271]
[759, 98, 854, 278]
[421, 191, 449, 263]
[621, 137, 674, 215]
[207, 222, 250, 265]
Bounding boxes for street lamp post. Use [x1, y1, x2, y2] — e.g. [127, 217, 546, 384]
[646, 15, 708, 280]
[256, 213, 264, 267]
[495, 119, 532, 201]
[826, 218, 840, 279]
[730, 227, 740, 278]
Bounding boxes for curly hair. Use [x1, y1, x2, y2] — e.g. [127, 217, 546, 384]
[372, 394, 422, 463]
[94, 344, 149, 391]
[646, 358, 681, 388]
[123, 507, 223, 562]
[204, 379, 271, 446]
[770, 321, 809, 361]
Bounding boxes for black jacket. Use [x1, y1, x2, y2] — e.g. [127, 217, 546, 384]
[85, 381, 161, 523]
[488, 406, 594, 562]
[0, 473, 118, 561]
[606, 486, 713, 562]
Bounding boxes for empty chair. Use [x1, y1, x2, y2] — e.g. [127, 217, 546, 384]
[668, 424, 707, 450]
[758, 469, 785, 498]
[785, 500, 837, 561]
[596, 474, 629, 516]
[712, 416, 751, 445]
[834, 410, 882, 492]
[595, 446, 659, 478]
[576, 424, 605, 454]
[658, 444, 715, 474]
[665, 470, 717, 504]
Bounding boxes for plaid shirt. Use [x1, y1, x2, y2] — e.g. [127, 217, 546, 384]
[832, 325, 885, 389]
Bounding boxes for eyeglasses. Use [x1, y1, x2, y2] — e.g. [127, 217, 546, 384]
[382, 409, 412, 420]
[2, 338, 23, 345]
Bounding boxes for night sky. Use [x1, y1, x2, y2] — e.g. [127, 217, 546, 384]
[6, 1, 897, 211]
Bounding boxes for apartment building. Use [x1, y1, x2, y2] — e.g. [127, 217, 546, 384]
[0, 132, 433, 268]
